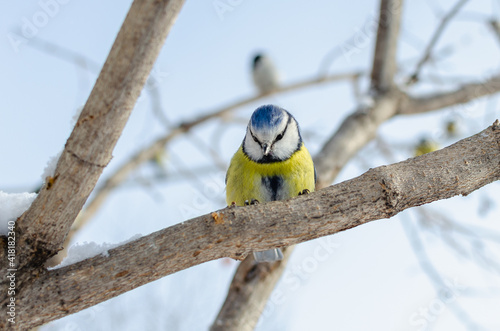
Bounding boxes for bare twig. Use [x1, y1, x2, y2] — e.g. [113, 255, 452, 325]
[22, 36, 101, 72]
[401, 73, 500, 115]
[407, 0, 470, 85]
[489, 20, 500, 46]
[9, 122, 500, 329]
[401, 215, 486, 330]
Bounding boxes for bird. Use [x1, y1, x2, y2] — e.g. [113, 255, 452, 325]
[414, 138, 440, 156]
[445, 119, 459, 138]
[226, 105, 316, 262]
[252, 53, 280, 95]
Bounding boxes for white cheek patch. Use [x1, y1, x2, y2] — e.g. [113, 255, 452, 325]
[271, 121, 300, 159]
[244, 131, 264, 160]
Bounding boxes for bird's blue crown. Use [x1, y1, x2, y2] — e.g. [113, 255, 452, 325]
[250, 105, 287, 130]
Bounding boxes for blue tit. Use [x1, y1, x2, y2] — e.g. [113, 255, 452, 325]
[445, 120, 458, 138]
[414, 138, 440, 156]
[252, 53, 280, 95]
[226, 105, 316, 262]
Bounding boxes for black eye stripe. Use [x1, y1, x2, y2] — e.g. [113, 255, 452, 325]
[250, 129, 261, 146]
[275, 122, 288, 142]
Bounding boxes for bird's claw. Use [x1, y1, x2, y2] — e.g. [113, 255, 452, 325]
[244, 199, 260, 205]
[299, 189, 310, 195]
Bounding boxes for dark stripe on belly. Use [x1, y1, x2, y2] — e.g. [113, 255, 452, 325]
[262, 176, 283, 201]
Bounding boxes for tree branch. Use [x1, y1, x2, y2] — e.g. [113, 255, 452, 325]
[9, 121, 500, 329]
[401, 73, 500, 115]
[407, 0, 469, 84]
[1, 0, 185, 327]
[489, 20, 500, 46]
[211, 247, 294, 331]
[10, 0, 186, 272]
[315, 91, 403, 188]
[315, 72, 500, 187]
[370, 0, 403, 92]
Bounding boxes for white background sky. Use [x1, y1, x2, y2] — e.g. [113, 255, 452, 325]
[1, 0, 500, 330]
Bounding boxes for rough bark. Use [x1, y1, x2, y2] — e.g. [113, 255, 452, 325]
[7, 122, 500, 329]
[211, 248, 293, 331]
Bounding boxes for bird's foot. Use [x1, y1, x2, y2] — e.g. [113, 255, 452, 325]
[299, 189, 310, 196]
[244, 199, 260, 205]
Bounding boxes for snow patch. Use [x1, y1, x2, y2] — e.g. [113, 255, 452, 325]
[0, 191, 37, 235]
[41, 150, 62, 180]
[70, 105, 84, 127]
[50, 234, 143, 269]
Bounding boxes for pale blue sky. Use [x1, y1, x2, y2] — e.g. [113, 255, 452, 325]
[2, 1, 500, 330]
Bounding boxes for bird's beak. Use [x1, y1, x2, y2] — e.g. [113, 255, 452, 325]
[262, 143, 271, 156]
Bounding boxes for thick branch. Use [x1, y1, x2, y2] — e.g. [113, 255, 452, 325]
[211, 248, 293, 331]
[7, 0, 186, 272]
[315, 92, 402, 188]
[11, 122, 500, 329]
[370, 0, 403, 92]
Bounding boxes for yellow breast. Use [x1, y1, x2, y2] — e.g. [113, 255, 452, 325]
[225, 144, 315, 206]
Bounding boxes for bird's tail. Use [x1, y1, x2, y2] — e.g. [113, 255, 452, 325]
[253, 248, 283, 262]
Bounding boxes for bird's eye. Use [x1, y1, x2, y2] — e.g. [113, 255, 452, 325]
[276, 133, 284, 141]
[250, 131, 261, 145]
